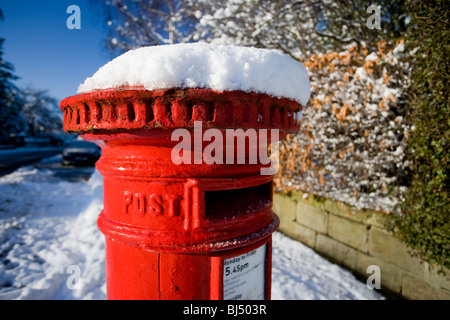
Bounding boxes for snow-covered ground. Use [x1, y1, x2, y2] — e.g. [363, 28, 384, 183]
[0, 160, 383, 300]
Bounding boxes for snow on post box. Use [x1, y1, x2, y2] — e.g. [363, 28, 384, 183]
[60, 43, 310, 300]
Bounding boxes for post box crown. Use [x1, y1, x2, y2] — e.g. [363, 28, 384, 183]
[60, 88, 303, 133]
[61, 44, 310, 134]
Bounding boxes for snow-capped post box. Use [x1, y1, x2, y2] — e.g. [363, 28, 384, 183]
[60, 43, 310, 300]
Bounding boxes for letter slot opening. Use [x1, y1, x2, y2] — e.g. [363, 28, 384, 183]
[204, 181, 272, 220]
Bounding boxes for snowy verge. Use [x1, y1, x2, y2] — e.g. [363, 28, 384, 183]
[0, 168, 106, 300]
[271, 232, 383, 300]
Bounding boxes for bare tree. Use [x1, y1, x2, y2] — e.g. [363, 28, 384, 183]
[96, 0, 406, 59]
[193, 0, 322, 60]
[97, 0, 200, 55]
[196, 0, 406, 59]
[18, 88, 63, 138]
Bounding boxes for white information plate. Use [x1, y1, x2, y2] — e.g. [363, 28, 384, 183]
[223, 244, 267, 300]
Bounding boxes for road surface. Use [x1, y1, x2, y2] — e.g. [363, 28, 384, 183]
[0, 147, 63, 176]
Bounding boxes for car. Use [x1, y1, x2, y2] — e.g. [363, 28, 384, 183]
[62, 140, 101, 166]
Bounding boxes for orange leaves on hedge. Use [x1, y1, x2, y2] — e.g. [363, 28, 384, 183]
[383, 71, 390, 84]
[379, 98, 386, 110]
[364, 59, 375, 74]
[312, 98, 323, 110]
[275, 39, 406, 198]
[338, 144, 355, 159]
[338, 103, 349, 121]
[377, 39, 387, 58]
[319, 173, 327, 184]
[331, 102, 351, 122]
[388, 92, 396, 103]
[304, 46, 362, 72]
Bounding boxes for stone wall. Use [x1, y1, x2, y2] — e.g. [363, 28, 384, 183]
[273, 191, 450, 300]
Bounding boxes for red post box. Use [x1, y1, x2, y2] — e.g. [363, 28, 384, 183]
[60, 87, 302, 300]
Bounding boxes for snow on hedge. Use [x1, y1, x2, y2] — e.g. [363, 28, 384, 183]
[275, 41, 411, 212]
[78, 43, 311, 106]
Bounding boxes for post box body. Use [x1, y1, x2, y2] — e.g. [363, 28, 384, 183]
[60, 88, 302, 300]
[95, 138, 278, 300]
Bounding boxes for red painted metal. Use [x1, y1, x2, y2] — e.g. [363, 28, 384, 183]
[60, 88, 303, 300]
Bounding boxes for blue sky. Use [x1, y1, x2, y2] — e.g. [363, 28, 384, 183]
[1, 0, 110, 102]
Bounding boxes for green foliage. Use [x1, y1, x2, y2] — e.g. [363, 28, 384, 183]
[0, 38, 27, 140]
[395, 0, 450, 269]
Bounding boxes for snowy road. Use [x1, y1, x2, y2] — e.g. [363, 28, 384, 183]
[0, 161, 384, 300]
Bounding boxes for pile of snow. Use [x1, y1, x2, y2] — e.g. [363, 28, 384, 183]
[272, 232, 382, 300]
[0, 165, 383, 300]
[0, 167, 105, 299]
[78, 43, 311, 106]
